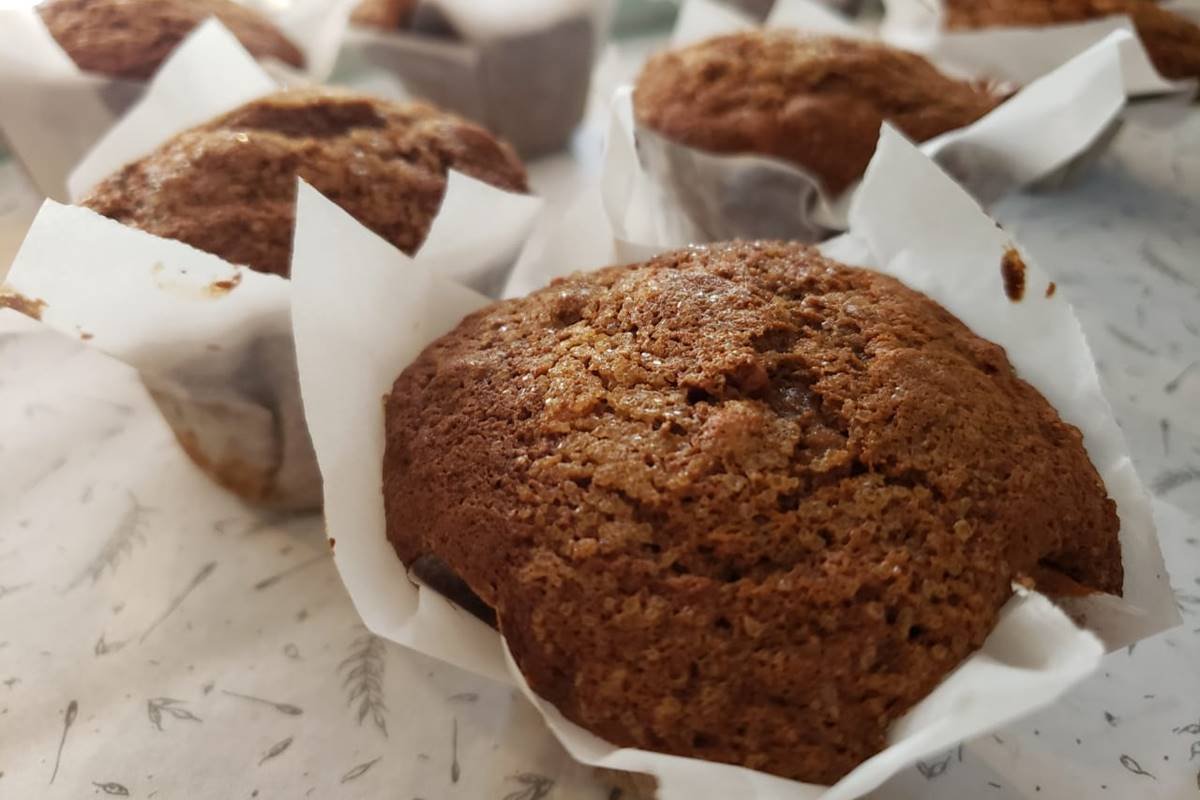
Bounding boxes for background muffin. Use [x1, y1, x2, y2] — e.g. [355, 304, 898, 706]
[38, 0, 305, 80]
[943, 0, 1200, 81]
[383, 241, 1122, 784]
[634, 32, 1003, 195]
[351, 0, 418, 30]
[81, 88, 529, 277]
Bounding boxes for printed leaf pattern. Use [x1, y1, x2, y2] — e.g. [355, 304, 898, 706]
[340, 757, 381, 784]
[502, 773, 555, 800]
[916, 750, 954, 780]
[259, 736, 293, 765]
[147, 698, 202, 732]
[65, 494, 150, 591]
[339, 630, 388, 737]
[92, 782, 130, 796]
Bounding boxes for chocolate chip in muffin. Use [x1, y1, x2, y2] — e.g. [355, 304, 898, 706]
[382, 241, 1122, 784]
[81, 88, 529, 277]
[39, 0, 306, 81]
[633, 32, 1003, 196]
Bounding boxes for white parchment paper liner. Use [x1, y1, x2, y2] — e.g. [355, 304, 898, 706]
[1, 22, 542, 511]
[610, 0, 1130, 245]
[0, 0, 353, 200]
[289, 125, 1179, 798]
[342, 0, 612, 157]
[880, 0, 1200, 98]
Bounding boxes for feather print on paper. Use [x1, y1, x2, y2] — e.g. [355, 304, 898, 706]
[65, 493, 151, 592]
[340, 757, 381, 783]
[502, 773, 554, 800]
[147, 698, 202, 731]
[339, 630, 388, 737]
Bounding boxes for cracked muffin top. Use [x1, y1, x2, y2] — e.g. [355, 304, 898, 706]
[39, 0, 305, 80]
[382, 241, 1122, 784]
[81, 88, 529, 277]
[633, 32, 1002, 195]
[943, 0, 1200, 81]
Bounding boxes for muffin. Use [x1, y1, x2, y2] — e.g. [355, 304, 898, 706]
[633, 32, 1003, 195]
[38, 0, 306, 81]
[382, 241, 1123, 783]
[351, 0, 418, 30]
[943, 0, 1200, 81]
[81, 88, 529, 277]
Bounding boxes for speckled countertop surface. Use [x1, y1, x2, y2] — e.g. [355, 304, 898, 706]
[0, 37, 1198, 800]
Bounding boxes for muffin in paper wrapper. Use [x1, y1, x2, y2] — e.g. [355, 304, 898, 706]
[341, 0, 613, 157]
[614, 0, 1138, 245]
[880, 0, 1200, 98]
[0, 22, 543, 511]
[286, 119, 1179, 797]
[0, 0, 355, 200]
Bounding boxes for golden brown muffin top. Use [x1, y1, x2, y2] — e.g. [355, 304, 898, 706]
[383, 241, 1122, 783]
[633, 32, 1002, 195]
[944, 0, 1200, 81]
[38, 0, 305, 80]
[81, 88, 529, 277]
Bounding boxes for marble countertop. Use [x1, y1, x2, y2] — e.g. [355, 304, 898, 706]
[1, 35, 1198, 800]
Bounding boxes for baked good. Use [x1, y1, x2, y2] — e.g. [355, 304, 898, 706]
[633, 32, 1003, 195]
[944, 0, 1200, 81]
[382, 241, 1122, 783]
[351, 0, 418, 30]
[38, 0, 305, 81]
[81, 88, 529, 277]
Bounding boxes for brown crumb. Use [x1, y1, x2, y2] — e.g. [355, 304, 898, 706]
[351, 0, 418, 29]
[207, 272, 243, 296]
[328, 537, 336, 551]
[1045, 281, 1057, 298]
[0, 292, 47, 320]
[1001, 246, 1026, 301]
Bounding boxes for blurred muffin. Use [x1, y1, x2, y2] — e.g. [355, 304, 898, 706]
[633, 31, 1003, 195]
[351, 0, 418, 30]
[81, 88, 529, 277]
[38, 0, 305, 80]
[383, 241, 1123, 784]
[944, 0, 1200, 80]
